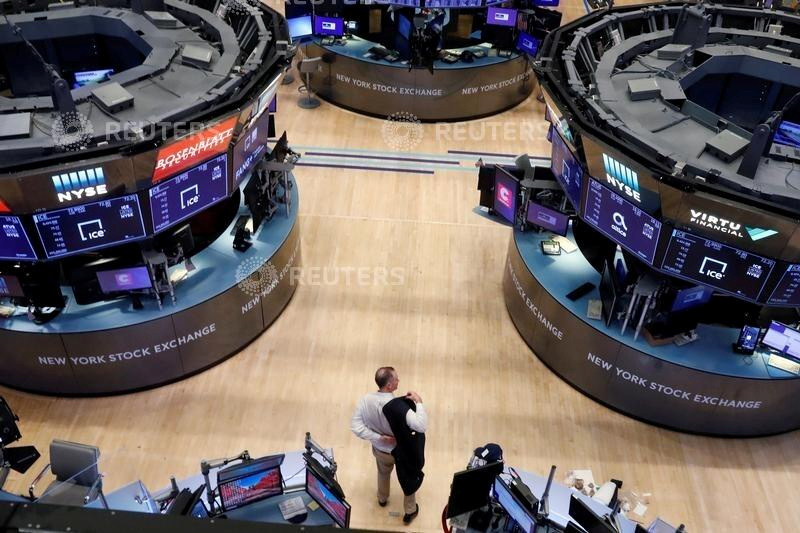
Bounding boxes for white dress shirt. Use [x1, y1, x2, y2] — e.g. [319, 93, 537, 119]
[351, 392, 429, 454]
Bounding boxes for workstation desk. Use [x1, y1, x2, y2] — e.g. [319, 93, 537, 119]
[504, 227, 800, 436]
[0, 179, 301, 396]
[89, 449, 335, 526]
[303, 36, 534, 121]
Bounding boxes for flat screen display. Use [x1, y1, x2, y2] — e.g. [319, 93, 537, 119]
[494, 168, 518, 224]
[33, 195, 146, 259]
[773, 120, 800, 149]
[660, 229, 776, 301]
[582, 178, 662, 264]
[670, 285, 713, 312]
[288, 16, 313, 39]
[0, 216, 37, 261]
[516, 31, 540, 55]
[306, 468, 350, 528]
[487, 7, 517, 26]
[493, 478, 535, 533]
[233, 109, 271, 187]
[527, 201, 569, 236]
[550, 128, 582, 208]
[533, 0, 559, 6]
[72, 69, 114, 89]
[96, 266, 152, 293]
[0, 274, 24, 298]
[149, 154, 229, 233]
[761, 321, 800, 361]
[766, 264, 800, 306]
[218, 466, 282, 511]
[314, 16, 344, 36]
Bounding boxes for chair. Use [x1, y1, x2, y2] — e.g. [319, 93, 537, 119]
[298, 57, 322, 109]
[29, 440, 107, 508]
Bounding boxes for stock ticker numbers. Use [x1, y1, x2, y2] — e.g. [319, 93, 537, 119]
[33, 195, 146, 259]
[660, 230, 775, 301]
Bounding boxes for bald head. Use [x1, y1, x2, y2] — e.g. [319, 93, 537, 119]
[375, 367, 398, 392]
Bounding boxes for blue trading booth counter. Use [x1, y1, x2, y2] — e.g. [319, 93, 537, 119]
[0, 179, 300, 396]
[303, 34, 534, 121]
[504, 227, 800, 437]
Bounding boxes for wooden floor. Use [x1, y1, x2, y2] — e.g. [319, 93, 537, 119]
[3, 3, 800, 532]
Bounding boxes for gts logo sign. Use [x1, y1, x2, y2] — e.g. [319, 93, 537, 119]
[52, 167, 108, 203]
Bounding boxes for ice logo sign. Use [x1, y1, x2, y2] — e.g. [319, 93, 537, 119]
[180, 185, 200, 209]
[322, 21, 336, 30]
[78, 219, 105, 241]
[700, 257, 727, 280]
[53, 167, 108, 203]
[602, 154, 640, 203]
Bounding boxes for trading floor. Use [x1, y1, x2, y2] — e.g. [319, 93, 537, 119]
[1, 0, 799, 531]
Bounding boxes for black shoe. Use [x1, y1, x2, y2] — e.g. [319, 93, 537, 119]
[378, 500, 387, 507]
[402, 504, 419, 524]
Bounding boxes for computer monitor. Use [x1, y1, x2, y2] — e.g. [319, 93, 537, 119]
[217, 454, 285, 512]
[494, 167, 519, 224]
[72, 68, 114, 89]
[166, 485, 206, 516]
[773, 120, 800, 149]
[288, 16, 313, 40]
[599, 261, 618, 328]
[516, 31, 540, 55]
[314, 15, 344, 36]
[526, 201, 569, 236]
[96, 266, 152, 294]
[493, 478, 536, 533]
[345, 20, 358, 32]
[533, 0, 559, 6]
[446, 461, 504, 518]
[16, 262, 65, 309]
[670, 285, 713, 313]
[154, 223, 195, 267]
[0, 274, 25, 298]
[761, 321, 800, 361]
[487, 7, 517, 27]
[568, 494, 619, 533]
[306, 466, 351, 528]
[267, 131, 291, 164]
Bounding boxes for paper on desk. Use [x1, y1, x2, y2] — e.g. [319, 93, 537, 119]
[572, 469, 595, 487]
[633, 502, 648, 517]
[279, 496, 307, 520]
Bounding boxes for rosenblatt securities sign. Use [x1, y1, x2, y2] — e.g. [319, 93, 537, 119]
[152, 116, 238, 183]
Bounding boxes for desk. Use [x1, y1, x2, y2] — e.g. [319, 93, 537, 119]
[138, 449, 334, 526]
[0, 176, 300, 395]
[504, 227, 800, 436]
[304, 36, 534, 121]
[450, 468, 639, 533]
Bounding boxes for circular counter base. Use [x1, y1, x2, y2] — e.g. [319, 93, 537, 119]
[305, 43, 535, 122]
[504, 233, 800, 437]
[0, 186, 301, 396]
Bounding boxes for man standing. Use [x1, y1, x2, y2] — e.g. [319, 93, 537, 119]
[351, 367, 428, 524]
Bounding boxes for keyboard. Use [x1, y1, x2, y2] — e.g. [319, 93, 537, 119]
[767, 354, 800, 375]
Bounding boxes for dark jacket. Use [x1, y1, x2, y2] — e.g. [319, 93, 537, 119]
[383, 397, 426, 496]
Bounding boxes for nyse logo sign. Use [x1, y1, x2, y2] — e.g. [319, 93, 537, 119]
[602, 154, 640, 203]
[53, 167, 107, 203]
[689, 210, 778, 242]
